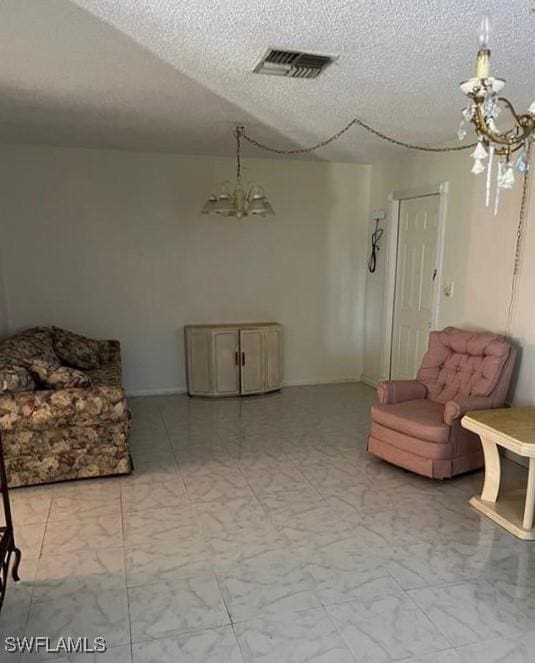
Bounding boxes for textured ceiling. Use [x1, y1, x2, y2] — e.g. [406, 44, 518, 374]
[0, 0, 534, 162]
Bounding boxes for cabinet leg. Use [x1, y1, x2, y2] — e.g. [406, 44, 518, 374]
[480, 437, 501, 503]
[523, 458, 535, 531]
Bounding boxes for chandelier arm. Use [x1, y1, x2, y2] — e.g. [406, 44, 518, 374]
[473, 105, 528, 151]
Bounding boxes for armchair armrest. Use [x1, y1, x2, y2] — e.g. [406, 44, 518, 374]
[0, 385, 127, 432]
[377, 380, 427, 405]
[98, 339, 121, 366]
[443, 396, 493, 425]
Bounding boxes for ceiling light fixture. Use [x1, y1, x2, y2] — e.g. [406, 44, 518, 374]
[201, 126, 275, 218]
[459, 14, 535, 212]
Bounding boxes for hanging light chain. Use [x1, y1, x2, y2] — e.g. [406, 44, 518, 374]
[240, 117, 477, 155]
[505, 141, 532, 336]
[234, 125, 243, 182]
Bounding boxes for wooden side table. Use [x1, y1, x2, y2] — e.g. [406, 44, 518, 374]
[462, 408, 535, 540]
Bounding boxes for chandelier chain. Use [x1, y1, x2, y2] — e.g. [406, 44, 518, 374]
[240, 118, 477, 155]
[505, 141, 532, 336]
[234, 126, 243, 181]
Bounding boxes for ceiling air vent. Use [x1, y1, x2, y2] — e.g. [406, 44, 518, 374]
[254, 49, 336, 79]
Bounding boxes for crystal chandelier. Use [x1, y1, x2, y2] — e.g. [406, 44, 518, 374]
[459, 15, 535, 212]
[201, 126, 275, 218]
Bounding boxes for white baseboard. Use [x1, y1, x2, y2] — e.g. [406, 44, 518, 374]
[360, 374, 378, 389]
[283, 377, 361, 387]
[127, 387, 187, 397]
[127, 378, 365, 397]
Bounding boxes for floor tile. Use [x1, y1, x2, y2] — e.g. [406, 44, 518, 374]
[15, 522, 46, 560]
[126, 539, 213, 587]
[305, 555, 397, 606]
[240, 464, 309, 497]
[46, 645, 132, 663]
[217, 560, 320, 621]
[48, 492, 121, 522]
[327, 592, 450, 662]
[123, 505, 199, 546]
[33, 548, 125, 602]
[194, 497, 269, 537]
[121, 479, 188, 513]
[183, 470, 255, 503]
[206, 526, 292, 571]
[41, 514, 123, 557]
[131, 626, 244, 663]
[128, 575, 229, 642]
[455, 630, 535, 662]
[24, 589, 130, 661]
[234, 608, 355, 663]
[10, 487, 53, 526]
[409, 580, 534, 647]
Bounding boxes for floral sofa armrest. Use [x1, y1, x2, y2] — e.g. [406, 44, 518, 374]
[377, 380, 428, 405]
[0, 386, 128, 432]
[98, 340, 122, 366]
[443, 396, 494, 425]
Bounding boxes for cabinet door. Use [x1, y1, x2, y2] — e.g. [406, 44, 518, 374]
[240, 329, 264, 394]
[264, 327, 282, 391]
[186, 329, 212, 395]
[212, 330, 240, 396]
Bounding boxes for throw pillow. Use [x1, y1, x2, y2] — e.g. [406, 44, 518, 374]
[28, 359, 91, 389]
[52, 327, 100, 370]
[0, 365, 36, 393]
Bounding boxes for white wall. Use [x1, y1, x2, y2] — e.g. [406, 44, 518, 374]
[0, 144, 371, 395]
[362, 149, 535, 405]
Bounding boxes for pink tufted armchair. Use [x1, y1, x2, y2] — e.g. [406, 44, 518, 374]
[367, 327, 517, 479]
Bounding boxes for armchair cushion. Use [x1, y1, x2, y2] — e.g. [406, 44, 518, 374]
[0, 385, 127, 432]
[53, 327, 101, 370]
[371, 399, 449, 443]
[377, 380, 427, 405]
[28, 360, 91, 390]
[418, 327, 511, 404]
[443, 395, 493, 425]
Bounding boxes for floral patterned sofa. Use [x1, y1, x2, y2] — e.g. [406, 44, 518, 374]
[0, 326, 131, 487]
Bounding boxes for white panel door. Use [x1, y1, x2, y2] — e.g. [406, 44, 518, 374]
[240, 329, 264, 394]
[391, 195, 440, 380]
[264, 327, 282, 392]
[212, 330, 240, 395]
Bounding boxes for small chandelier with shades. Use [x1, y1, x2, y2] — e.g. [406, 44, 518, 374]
[459, 14, 535, 211]
[201, 125, 275, 218]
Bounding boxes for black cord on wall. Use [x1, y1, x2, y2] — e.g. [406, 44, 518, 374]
[368, 218, 384, 273]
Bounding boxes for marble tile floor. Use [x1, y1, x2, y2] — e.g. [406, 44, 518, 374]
[1, 383, 534, 662]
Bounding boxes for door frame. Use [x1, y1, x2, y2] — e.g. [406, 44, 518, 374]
[380, 181, 449, 381]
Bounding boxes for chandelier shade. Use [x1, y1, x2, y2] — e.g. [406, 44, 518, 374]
[201, 127, 275, 218]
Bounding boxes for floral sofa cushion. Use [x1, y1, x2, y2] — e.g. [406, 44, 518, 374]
[0, 365, 36, 393]
[0, 326, 60, 378]
[52, 327, 101, 370]
[29, 360, 92, 390]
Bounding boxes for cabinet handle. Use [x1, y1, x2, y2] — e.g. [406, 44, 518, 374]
[241, 352, 245, 366]
[234, 351, 239, 366]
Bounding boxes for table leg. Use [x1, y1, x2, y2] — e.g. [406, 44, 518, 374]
[480, 436, 501, 503]
[523, 458, 535, 531]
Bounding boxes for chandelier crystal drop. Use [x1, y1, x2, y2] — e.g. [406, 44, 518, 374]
[201, 126, 275, 218]
[459, 14, 535, 213]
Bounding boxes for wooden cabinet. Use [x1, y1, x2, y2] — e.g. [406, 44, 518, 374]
[185, 323, 282, 397]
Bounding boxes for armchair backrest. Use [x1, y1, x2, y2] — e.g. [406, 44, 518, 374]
[417, 327, 515, 405]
